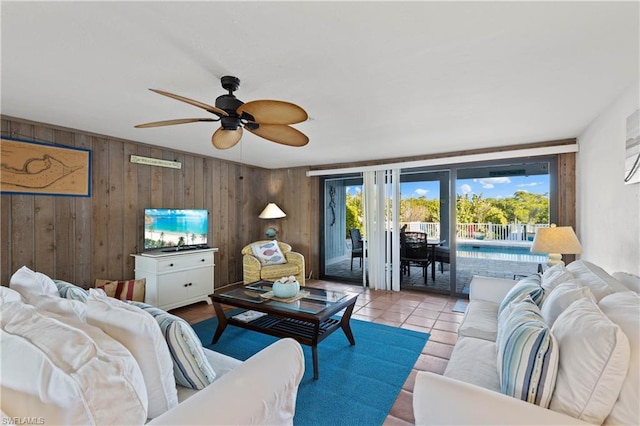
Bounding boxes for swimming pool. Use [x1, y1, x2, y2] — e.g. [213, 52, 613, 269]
[457, 243, 547, 263]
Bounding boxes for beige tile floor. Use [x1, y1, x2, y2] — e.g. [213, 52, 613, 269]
[171, 279, 463, 425]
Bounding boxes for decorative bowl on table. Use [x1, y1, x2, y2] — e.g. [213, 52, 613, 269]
[272, 276, 300, 298]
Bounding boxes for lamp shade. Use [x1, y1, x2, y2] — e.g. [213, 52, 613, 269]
[531, 224, 582, 266]
[259, 203, 286, 219]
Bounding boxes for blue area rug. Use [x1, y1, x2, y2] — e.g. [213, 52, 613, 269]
[192, 315, 429, 426]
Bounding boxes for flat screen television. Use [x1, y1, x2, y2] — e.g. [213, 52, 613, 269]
[144, 208, 209, 251]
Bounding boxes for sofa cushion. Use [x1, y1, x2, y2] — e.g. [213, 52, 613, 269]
[95, 278, 146, 302]
[598, 291, 640, 426]
[29, 294, 87, 322]
[550, 297, 630, 424]
[612, 272, 640, 293]
[260, 263, 301, 281]
[86, 290, 178, 418]
[444, 336, 500, 393]
[540, 263, 575, 297]
[457, 299, 499, 341]
[497, 297, 558, 408]
[251, 240, 287, 266]
[0, 286, 23, 304]
[498, 274, 543, 314]
[566, 260, 625, 301]
[129, 301, 217, 390]
[0, 301, 148, 425]
[9, 266, 59, 302]
[53, 279, 89, 302]
[540, 280, 594, 327]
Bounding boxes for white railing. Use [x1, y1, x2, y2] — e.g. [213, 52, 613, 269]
[401, 222, 549, 242]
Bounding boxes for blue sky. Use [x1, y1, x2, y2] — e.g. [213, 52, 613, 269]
[347, 174, 550, 200]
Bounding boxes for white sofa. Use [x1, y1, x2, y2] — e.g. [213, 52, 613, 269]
[414, 260, 639, 426]
[1, 267, 305, 425]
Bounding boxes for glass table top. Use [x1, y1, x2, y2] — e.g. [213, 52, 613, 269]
[216, 281, 357, 315]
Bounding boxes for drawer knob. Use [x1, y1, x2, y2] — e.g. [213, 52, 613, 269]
[201, 259, 205, 262]
[169, 263, 174, 267]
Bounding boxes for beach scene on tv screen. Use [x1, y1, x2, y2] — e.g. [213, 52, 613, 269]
[144, 209, 208, 249]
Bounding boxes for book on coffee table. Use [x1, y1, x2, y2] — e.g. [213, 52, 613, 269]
[232, 310, 267, 323]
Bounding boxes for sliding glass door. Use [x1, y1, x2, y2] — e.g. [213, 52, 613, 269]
[398, 170, 451, 295]
[453, 160, 554, 294]
[319, 157, 558, 298]
[321, 175, 364, 283]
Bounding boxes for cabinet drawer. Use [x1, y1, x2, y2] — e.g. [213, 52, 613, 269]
[157, 253, 213, 272]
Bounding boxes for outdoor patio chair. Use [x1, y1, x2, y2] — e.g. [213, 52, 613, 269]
[349, 228, 364, 269]
[434, 240, 450, 274]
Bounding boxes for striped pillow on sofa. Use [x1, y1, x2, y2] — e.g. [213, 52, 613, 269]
[95, 278, 146, 302]
[497, 295, 558, 408]
[129, 301, 216, 390]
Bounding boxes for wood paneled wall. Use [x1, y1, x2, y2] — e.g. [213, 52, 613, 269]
[1, 117, 319, 288]
[1, 115, 573, 289]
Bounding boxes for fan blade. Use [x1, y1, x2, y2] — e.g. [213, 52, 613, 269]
[212, 127, 243, 149]
[135, 118, 217, 128]
[246, 124, 309, 147]
[149, 89, 228, 116]
[237, 100, 307, 125]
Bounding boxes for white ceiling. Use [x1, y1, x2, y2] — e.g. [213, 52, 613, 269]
[2, 1, 638, 169]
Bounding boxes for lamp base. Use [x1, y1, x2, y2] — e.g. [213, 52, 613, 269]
[547, 253, 564, 267]
[265, 227, 277, 239]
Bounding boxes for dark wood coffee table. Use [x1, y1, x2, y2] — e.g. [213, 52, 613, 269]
[209, 281, 359, 379]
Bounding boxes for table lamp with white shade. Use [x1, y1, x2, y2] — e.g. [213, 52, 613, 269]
[259, 203, 286, 238]
[531, 224, 583, 267]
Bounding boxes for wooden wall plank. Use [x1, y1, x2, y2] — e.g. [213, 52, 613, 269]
[74, 134, 92, 287]
[123, 143, 138, 274]
[193, 157, 204, 210]
[91, 137, 110, 281]
[1, 194, 12, 285]
[106, 139, 125, 279]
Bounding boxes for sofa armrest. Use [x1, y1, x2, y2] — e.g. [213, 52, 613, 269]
[149, 338, 305, 425]
[285, 251, 306, 286]
[413, 372, 588, 426]
[469, 275, 518, 304]
[243, 254, 262, 284]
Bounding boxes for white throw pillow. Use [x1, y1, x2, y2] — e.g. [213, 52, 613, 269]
[1, 301, 148, 425]
[550, 297, 630, 424]
[598, 291, 640, 426]
[566, 260, 624, 301]
[541, 263, 575, 295]
[0, 286, 23, 304]
[86, 289, 178, 418]
[251, 240, 287, 265]
[611, 272, 640, 294]
[9, 266, 59, 302]
[29, 294, 87, 322]
[540, 280, 594, 327]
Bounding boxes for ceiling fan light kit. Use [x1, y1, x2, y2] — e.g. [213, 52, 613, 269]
[135, 76, 309, 150]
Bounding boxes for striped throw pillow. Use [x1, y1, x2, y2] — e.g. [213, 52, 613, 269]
[129, 301, 216, 390]
[499, 274, 544, 314]
[498, 296, 558, 408]
[54, 279, 89, 302]
[95, 279, 146, 302]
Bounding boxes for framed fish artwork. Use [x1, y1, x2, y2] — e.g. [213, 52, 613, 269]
[0, 137, 92, 196]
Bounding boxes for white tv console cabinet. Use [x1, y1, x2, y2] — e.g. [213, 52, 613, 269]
[132, 248, 218, 311]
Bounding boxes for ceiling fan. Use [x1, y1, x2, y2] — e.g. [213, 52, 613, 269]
[135, 76, 309, 150]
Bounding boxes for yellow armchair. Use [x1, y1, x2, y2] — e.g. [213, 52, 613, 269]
[241, 240, 305, 286]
